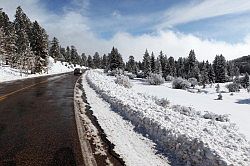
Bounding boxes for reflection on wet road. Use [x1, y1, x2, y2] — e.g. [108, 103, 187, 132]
[0, 73, 84, 166]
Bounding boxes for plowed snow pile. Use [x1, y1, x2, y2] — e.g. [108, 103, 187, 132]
[86, 70, 250, 166]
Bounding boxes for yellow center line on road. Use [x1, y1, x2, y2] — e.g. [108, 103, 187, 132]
[0, 76, 66, 102]
[0, 96, 6, 101]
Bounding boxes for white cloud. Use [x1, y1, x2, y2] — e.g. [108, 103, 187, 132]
[158, 0, 250, 28]
[1, 0, 250, 62]
[107, 31, 250, 62]
[1, 0, 51, 22]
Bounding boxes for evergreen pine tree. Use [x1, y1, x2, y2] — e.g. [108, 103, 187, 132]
[93, 52, 101, 69]
[70, 45, 79, 66]
[234, 66, 240, 77]
[14, 7, 32, 42]
[158, 51, 165, 68]
[14, 6, 25, 67]
[81, 53, 87, 66]
[16, 27, 34, 73]
[134, 63, 139, 75]
[242, 73, 250, 88]
[168, 56, 176, 77]
[87, 55, 94, 68]
[138, 61, 143, 71]
[65, 46, 71, 63]
[213, 54, 226, 83]
[176, 57, 185, 78]
[155, 57, 162, 75]
[101, 54, 108, 69]
[59, 47, 66, 61]
[158, 51, 169, 78]
[117, 52, 124, 69]
[14, 6, 25, 34]
[187, 50, 200, 80]
[208, 63, 215, 83]
[0, 27, 5, 65]
[142, 49, 151, 77]
[18, 11, 31, 45]
[164, 56, 170, 76]
[14, 6, 35, 71]
[127, 55, 137, 74]
[1, 10, 16, 66]
[150, 52, 156, 73]
[109, 47, 123, 71]
[227, 61, 235, 79]
[0, 8, 3, 26]
[49, 37, 60, 62]
[31, 21, 48, 73]
[200, 61, 209, 87]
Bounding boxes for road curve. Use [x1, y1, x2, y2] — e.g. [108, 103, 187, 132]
[0, 73, 84, 166]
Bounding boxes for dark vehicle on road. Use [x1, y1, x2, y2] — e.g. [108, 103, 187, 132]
[74, 68, 83, 75]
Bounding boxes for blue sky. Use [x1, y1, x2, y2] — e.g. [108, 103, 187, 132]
[40, 0, 185, 38]
[37, 0, 250, 42]
[174, 12, 250, 43]
[2, 0, 250, 61]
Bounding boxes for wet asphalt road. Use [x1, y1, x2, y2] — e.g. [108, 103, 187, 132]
[0, 73, 84, 166]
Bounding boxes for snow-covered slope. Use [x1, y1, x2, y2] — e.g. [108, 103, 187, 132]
[130, 79, 250, 141]
[0, 57, 84, 83]
[86, 70, 250, 166]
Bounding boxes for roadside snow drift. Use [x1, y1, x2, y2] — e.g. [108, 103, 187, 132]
[131, 80, 250, 140]
[82, 73, 172, 166]
[86, 70, 250, 166]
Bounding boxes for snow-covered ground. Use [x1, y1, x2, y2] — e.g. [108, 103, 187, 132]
[130, 79, 250, 141]
[85, 70, 250, 166]
[0, 57, 84, 83]
[81, 73, 173, 166]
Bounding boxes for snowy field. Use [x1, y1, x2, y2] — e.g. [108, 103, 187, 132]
[0, 57, 84, 83]
[130, 79, 250, 141]
[85, 70, 250, 166]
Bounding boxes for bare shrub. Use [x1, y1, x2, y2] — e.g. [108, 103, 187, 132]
[115, 75, 132, 88]
[165, 75, 174, 82]
[147, 73, 165, 85]
[226, 83, 240, 92]
[107, 69, 124, 76]
[203, 112, 230, 122]
[155, 98, 170, 108]
[172, 77, 191, 90]
[188, 78, 198, 88]
[124, 72, 136, 79]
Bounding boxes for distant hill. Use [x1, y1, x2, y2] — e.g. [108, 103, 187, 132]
[232, 55, 250, 74]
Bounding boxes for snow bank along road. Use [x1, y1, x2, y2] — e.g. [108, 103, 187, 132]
[0, 72, 84, 165]
[75, 76, 126, 166]
[81, 73, 176, 166]
[86, 70, 250, 166]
